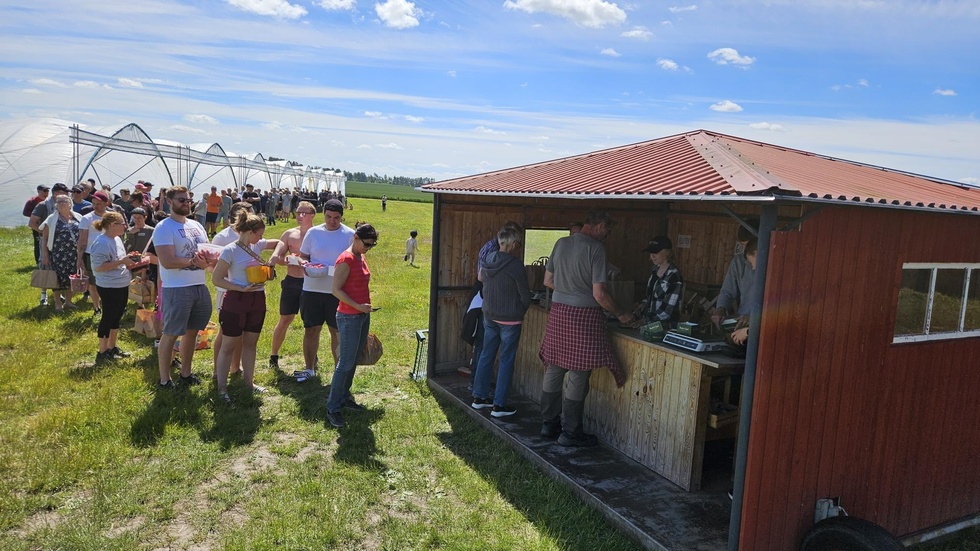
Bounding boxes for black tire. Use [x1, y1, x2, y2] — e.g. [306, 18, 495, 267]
[800, 516, 904, 551]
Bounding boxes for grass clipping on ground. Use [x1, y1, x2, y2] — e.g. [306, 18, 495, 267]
[0, 198, 639, 551]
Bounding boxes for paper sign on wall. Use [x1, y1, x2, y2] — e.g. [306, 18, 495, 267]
[676, 234, 692, 248]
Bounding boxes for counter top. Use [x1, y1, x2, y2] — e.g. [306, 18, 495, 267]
[607, 323, 745, 370]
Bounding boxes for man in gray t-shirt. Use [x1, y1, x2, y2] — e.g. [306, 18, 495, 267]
[539, 210, 635, 448]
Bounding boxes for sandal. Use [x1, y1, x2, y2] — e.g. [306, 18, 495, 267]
[252, 385, 268, 394]
[218, 392, 231, 403]
[63, 302, 78, 310]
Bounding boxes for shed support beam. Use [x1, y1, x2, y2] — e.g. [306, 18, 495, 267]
[425, 193, 442, 378]
[727, 204, 777, 551]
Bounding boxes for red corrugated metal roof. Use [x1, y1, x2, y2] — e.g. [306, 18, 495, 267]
[421, 130, 980, 214]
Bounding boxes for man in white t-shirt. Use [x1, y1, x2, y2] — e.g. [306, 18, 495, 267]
[77, 191, 111, 314]
[296, 199, 354, 380]
[151, 186, 217, 389]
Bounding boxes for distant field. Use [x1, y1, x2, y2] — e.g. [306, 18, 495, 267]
[345, 181, 432, 203]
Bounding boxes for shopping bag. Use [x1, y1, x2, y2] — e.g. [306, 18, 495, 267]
[174, 321, 217, 351]
[31, 267, 59, 289]
[128, 277, 156, 305]
[357, 333, 384, 365]
[134, 308, 159, 339]
[69, 269, 89, 293]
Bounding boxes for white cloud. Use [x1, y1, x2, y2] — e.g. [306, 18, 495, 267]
[749, 122, 784, 131]
[707, 47, 755, 67]
[405, 115, 424, 123]
[22, 88, 42, 95]
[601, 48, 621, 57]
[475, 125, 506, 135]
[73, 81, 103, 89]
[376, 142, 404, 149]
[185, 114, 220, 124]
[656, 58, 691, 73]
[832, 79, 870, 92]
[318, 0, 355, 9]
[668, 5, 697, 13]
[621, 26, 653, 40]
[364, 111, 388, 119]
[710, 100, 743, 112]
[375, 0, 421, 29]
[503, 0, 627, 29]
[170, 124, 207, 135]
[29, 78, 66, 87]
[857, 79, 869, 87]
[934, 88, 957, 96]
[226, 0, 308, 19]
[117, 78, 144, 88]
[447, 70, 457, 78]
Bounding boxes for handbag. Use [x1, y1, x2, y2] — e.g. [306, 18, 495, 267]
[31, 266, 59, 289]
[357, 333, 383, 365]
[237, 243, 277, 281]
[69, 268, 89, 293]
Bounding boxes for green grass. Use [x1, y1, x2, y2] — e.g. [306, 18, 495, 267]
[0, 198, 636, 550]
[345, 181, 432, 203]
[1, 198, 977, 550]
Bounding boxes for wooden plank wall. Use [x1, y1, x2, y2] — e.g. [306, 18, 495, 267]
[740, 206, 980, 550]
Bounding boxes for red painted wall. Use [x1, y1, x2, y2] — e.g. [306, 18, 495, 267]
[740, 205, 980, 550]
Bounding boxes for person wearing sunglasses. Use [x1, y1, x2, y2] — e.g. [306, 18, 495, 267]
[151, 186, 216, 389]
[325, 223, 379, 429]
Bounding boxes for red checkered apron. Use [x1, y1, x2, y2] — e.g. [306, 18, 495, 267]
[539, 302, 626, 387]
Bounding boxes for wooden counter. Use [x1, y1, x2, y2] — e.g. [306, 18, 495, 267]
[513, 304, 744, 491]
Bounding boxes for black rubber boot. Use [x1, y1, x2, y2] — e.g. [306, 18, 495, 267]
[558, 399, 598, 447]
[540, 390, 562, 437]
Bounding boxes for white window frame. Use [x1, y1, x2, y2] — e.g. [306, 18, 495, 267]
[893, 262, 980, 344]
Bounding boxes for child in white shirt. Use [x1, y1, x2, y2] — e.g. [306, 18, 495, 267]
[404, 230, 419, 267]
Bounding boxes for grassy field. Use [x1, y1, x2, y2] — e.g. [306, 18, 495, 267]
[345, 181, 432, 203]
[1, 199, 978, 550]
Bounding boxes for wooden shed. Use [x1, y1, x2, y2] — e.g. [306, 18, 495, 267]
[419, 130, 980, 550]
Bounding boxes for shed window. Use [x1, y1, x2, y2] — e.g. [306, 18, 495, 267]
[893, 263, 980, 343]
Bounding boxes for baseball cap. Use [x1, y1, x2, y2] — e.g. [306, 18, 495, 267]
[130, 207, 147, 217]
[52, 183, 70, 193]
[37, 184, 50, 192]
[642, 236, 673, 254]
[324, 199, 344, 213]
[71, 185, 84, 193]
[92, 191, 110, 203]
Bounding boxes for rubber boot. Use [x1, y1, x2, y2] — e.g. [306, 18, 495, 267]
[558, 399, 598, 447]
[539, 390, 562, 438]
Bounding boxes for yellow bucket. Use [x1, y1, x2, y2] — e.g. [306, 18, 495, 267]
[246, 265, 271, 283]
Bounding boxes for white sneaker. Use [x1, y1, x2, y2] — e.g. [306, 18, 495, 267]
[293, 369, 315, 381]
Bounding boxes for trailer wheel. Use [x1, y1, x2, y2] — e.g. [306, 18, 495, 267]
[800, 516, 903, 551]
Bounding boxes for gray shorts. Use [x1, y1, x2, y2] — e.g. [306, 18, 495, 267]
[161, 285, 213, 336]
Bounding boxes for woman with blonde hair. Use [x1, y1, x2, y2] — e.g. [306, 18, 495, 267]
[39, 195, 83, 312]
[211, 213, 275, 402]
[91, 211, 147, 363]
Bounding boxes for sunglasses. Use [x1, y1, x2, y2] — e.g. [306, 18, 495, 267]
[296, 210, 316, 215]
[172, 197, 192, 204]
[362, 241, 377, 248]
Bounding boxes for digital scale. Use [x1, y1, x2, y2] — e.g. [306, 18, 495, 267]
[662, 331, 728, 353]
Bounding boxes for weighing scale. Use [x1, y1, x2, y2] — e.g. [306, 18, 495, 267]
[662, 331, 728, 353]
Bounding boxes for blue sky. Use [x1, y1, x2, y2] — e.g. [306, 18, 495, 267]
[1, 0, 977, 185]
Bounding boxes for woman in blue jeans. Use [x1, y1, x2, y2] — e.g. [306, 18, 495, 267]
[471, 225, 532, 418]
[325, 224, 378, 429]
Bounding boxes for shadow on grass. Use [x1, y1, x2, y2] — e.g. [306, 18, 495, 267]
[269, 366, 330, 423]
[334, 408, 386, 472]
[199, 383, 263, 450]
[129, 383, 208, 448]
[432, 391, 636, 551]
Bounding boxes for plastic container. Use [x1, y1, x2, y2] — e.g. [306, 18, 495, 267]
[246, 265, 272, 283]
[304, 263, 332, 278]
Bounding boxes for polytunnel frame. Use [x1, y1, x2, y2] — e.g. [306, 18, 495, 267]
[69, 125, 309, 192]
[73, 123, 175, 189]
[187, 143, 238, 191]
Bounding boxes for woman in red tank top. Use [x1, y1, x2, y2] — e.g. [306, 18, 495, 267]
[325, 223, 379, 428]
